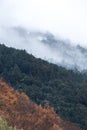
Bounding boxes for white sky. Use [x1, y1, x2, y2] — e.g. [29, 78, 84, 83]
[0, 0, 87, 46]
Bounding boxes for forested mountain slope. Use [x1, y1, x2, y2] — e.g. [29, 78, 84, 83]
[1, 27, 87, 71]
[0, 80, 82, 130]
[0, 44, 87, 129]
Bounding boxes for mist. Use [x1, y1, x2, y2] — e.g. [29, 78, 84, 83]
[0, 26, 87, 71]
[0, 0, 87, 71]
[0, 0, 87, 44]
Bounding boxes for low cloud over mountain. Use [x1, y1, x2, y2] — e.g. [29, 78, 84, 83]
[0, 26, 87, 71]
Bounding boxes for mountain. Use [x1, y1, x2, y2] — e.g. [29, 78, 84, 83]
[0, 26, 87, 71]
[0, 44, 87, 129]
[0, 80, 82, 130]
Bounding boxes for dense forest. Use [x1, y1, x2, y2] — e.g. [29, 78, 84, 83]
[0, 44, 87, 129]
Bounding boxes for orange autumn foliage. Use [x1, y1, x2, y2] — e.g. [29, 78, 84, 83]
[0, 80, 82, 130]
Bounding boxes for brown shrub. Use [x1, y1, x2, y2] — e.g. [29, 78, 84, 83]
[0, 80, 82, 130]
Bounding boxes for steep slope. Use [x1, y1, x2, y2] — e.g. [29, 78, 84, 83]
[0, 80, 82, 130]
[0, 44, 87, 129]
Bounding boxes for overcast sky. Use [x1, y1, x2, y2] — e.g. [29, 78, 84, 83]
[0, 0, 87, 46]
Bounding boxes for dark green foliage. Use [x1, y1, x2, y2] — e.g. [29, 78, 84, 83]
[0, 44, 87, 129]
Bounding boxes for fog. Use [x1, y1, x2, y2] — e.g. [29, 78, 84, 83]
[0, 0, 87, 44]
[0, 0, 87, 71]
[0, 26, 87, 71]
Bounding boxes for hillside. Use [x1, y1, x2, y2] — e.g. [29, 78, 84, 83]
[0, 44, 87, 129]
[0, 80, 82, 130]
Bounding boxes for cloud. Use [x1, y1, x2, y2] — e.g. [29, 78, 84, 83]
[0, 0, 87, 71]
[0, 0, 87, 45]
[0, 26, 87, 71]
